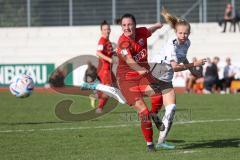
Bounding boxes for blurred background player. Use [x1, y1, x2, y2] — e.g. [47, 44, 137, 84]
[95, 20, 115, 113]
[81, 61, 99, 108]
[221, 57, 236, 94]
[185, 57, 200, 93]
[150, 8, 206, 149]
[203, 57, 220, 93]
[48, 68, 66, 88]
[116, 13, 163, 151]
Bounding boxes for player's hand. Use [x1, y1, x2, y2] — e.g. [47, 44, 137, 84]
[109, 58, 113, 64]
[138, 68, 149, 75]
[194, 58, 207, 67]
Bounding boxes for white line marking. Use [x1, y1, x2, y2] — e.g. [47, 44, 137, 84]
[0, 118, 239, 133]
[176, 118, 240, 124]
[160, 150, 200, 156]
[180, 150, 200, 154]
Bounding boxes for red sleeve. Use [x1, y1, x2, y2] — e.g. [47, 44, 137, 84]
[97, 37, 105, 52]
[137, 27, 152, 38]
[117, 36, 132, 57]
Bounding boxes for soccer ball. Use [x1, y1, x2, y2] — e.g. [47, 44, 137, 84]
[9, 74, 34, 98]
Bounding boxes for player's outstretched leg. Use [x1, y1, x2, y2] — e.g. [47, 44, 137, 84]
[80, 81, 126, 104]
[80, 80, 99, 90]
[96, 84, 126, 104]
[150, 112, 165, 131]
[156, 104, 176, 149]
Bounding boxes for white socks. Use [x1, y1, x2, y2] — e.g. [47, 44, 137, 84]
[158, 104, 176, 144]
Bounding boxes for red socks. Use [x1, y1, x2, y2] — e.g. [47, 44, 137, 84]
[150, 94, 163, 114]
[97, 98, 108, 109]
[97, 92, 108, 109]
[138, 108, 153, 143]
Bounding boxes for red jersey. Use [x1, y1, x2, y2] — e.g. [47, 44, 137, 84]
[116, 27, 151, 78]
[97, 37, 113, 70]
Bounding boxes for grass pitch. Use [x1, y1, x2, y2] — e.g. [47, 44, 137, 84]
[0, 91, 239, 160]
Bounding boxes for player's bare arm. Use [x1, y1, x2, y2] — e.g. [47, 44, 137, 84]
[148, 22, 163, 34]
[96, 51, 113, 63]
[170, 58, 206, 72]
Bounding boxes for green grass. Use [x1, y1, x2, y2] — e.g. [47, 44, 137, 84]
[0, 91, 239, 160]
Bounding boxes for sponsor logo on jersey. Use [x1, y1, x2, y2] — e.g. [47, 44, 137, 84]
[120, 49, 128, 56]
[138, 38, 144, 46]
[133, 49, 147, 62]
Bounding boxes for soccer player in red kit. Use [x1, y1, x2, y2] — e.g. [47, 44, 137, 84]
[96, 20, 115, 113]
[116, 13, 163, 151]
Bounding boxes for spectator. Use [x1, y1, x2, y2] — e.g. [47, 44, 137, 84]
[203, 57, 220, 93]
[232, 6, 240, 32]
[219, 3, 234, 32]
[185, 57, 203, 93]
[49, 68, 66, 87]
[221, 57, 236, 94]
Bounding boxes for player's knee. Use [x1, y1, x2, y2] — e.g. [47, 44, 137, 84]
[138, 108, 150, 121]
[134, 99, 147, 111]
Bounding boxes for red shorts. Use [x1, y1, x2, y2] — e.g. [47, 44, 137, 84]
[117, 73, 158, 106]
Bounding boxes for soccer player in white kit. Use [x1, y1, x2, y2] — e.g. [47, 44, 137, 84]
[149, 9, 207, 149]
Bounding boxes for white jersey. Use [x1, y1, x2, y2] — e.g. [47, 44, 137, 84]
[223, 64, 237, 78]
[150, 37, 191, 82]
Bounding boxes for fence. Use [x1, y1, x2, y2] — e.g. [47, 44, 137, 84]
[0, 0, 240, 27]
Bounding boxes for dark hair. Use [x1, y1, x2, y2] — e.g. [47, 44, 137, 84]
[115, 18, 121, 25]
[120, 13, 136, 25]
[100, 20, 109, 30]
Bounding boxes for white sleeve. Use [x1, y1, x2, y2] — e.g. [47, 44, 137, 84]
[164, 40, 177, 63]
[231, 66, 238, 75]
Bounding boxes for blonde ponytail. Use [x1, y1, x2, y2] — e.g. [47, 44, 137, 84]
[161, 8, 179, 29]
[161, 8, 191, 32]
